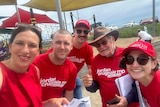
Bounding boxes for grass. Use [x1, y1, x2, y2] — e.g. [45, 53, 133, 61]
[119, 22, 160, 38]
[88, 22, 160, 40]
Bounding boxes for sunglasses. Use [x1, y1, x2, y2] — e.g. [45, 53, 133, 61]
[94, 37, 109, 48]
[125, 54, 150, 65]
[76, 29, 89, 35]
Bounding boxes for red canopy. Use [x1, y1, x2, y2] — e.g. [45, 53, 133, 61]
[0, 8, 58, 28]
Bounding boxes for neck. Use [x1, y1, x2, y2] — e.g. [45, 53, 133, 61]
[106, 46, 117, 58]
[49, 53, 65, 65]
[138, 73, 154, 87]
[3, 59, 28, 73]
[73, 38, 84, 49]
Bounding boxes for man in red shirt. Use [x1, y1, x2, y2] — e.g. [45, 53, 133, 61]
[33, 29, 77, 105]
[45, 20, 94, 99]
[67, 19, 94, 99]
[82, 26, 138, 107]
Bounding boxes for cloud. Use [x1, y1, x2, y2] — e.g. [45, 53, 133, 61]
[46, 0, 160, 31]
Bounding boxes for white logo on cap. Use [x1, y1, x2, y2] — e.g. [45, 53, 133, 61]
[131, 43, 148, 50]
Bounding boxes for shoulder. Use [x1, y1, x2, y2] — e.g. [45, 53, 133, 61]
[93, 54, 102, 62]
[0, 62, 7, 90]
[155, 70, 160, 78]
[84, 42, 94, 55]
[27, 64, 40, 82]
[66, 59, 76, 67]
[34, 53, 48, 63]
[116, 47, 124, 52]
[33, 64, 40, 79]
[115, 47, 125, 56]
[65, 59, 77, 71]
[85, 42, 93, 48]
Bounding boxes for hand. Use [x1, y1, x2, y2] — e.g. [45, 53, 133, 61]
[43, 97, 69, 107]
[106, 95, 128, 107]
[82, 74, 93, 87]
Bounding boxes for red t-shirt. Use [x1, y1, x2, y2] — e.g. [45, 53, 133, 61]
[33, 53, 77, 101]
[68, 42, 94, 72]
[0, 63, 42, 107]
[139, 71, 160, 107]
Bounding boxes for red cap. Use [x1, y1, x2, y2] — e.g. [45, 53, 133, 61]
[75, 19, 90, 30]
[122, 40, 156, 58]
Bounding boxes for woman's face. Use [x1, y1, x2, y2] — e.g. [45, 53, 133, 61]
[126, 50, 157, 81]
[9, 30, 40, 69]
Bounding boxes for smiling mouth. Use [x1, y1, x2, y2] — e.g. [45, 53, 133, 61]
[100, 48, 108, 52]
[19, 55, 30, 61]
[132, 69, 142, 73]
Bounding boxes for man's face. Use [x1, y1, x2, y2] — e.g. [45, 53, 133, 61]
[74, 26, 90, 43]
[52, 32, 73, 60]
[94, 36, 116, 57]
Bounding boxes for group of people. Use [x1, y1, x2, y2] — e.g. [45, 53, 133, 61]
[0, 19, 159, 107]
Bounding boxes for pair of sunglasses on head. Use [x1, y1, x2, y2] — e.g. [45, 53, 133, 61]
[124, 54, 150, 65]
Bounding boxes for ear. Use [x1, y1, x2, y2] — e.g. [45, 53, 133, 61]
[151, 59, 158, 70]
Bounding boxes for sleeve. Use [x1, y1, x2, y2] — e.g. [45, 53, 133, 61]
[125, 81, 139, 105]
[32, 55, 44, 74]
[85, 80, 99, 92]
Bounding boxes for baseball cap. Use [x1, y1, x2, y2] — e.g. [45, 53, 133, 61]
[89, 26, 119, 46]
[75, 19, 90, 30]
[122, 40, 156, 58]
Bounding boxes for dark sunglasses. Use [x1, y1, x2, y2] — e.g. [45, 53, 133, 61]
[125, 54, 150, 65]
[76, 29, 89, 35]
[94, 38, 108, 48]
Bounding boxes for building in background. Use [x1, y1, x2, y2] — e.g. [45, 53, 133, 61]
[140, 16, 159, 25]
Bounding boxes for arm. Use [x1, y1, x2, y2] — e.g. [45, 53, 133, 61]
[64, 90, 74, 102]
[86, 80, 99, 92]
[43, 98, 69, 107]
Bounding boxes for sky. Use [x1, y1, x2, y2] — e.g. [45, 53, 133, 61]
[66, 0, 160, 27]
[0, 0, 160, 39]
